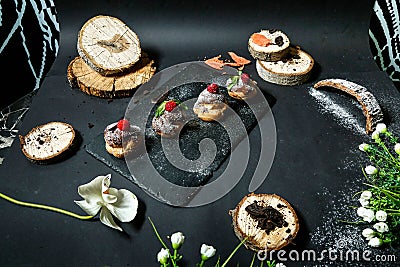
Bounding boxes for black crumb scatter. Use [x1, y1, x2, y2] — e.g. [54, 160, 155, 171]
[286, 228, 291, 233]
[277, 203, 286, 209]
[245, 201, 287, 234]
[88, 123, 94, 129]
[268, 29, 277, 34]
[275, 36, 284, 47]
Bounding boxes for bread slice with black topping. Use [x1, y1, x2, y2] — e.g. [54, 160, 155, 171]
[248, 29, 291, 61]
[229, 192, 299, 252]
[256, 46, 314, 86]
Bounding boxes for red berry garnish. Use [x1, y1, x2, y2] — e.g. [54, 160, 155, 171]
[165, 100, 178, 112]
[241, 73, 250, 83]
[117, 119, 130, 131]
[207, 83, 219, 94]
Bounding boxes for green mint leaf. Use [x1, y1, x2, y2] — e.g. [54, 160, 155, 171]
[155, 101, 167, 117]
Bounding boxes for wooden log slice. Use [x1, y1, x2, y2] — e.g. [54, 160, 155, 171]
[77, 15, 141, 76]
[313, 78, 384, 134]
[67, 52, 156, 98]
[19, 122, 76, 164]
[229, 193, 299, 252]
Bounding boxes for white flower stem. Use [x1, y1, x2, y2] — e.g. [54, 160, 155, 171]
[0, 192, 94, 220]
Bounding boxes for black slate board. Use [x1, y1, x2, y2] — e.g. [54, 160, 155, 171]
[86, 81, 264, 184]
[86, 62, 273, 205]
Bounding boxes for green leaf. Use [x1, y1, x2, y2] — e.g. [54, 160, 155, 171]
[155, 101, 167, 117]
[227, 75, 239, 91]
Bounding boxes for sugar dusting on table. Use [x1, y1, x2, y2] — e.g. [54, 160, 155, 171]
[308, 87, 365, 135]
[309, 148, 399, 266]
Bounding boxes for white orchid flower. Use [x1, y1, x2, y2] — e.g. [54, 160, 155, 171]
[74, 174, 138, 231]
[361, 228, 375, 240]
[375, 210, 387, 222]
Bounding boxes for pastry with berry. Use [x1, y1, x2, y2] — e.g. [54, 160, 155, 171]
[193, 83, 227, 122]
[226, 70, 257, 100]
[152, 99, 186, 138]
[104, 119, 143, 159]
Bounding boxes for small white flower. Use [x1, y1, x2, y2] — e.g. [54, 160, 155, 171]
[374, 222, 389, 233]
[375, 123, 387, 134]
[358, 198, 369, 207]
[276, 263, 286, 267]
[368, 237, 383, 247]
[357, 206, 368, 217]
[357, 207, 375, 222]
[395, 143, 400, 155]
[372, 130, 380, 140]
[200, 244, 216, 260]
[360, 190, 372, 200]
[171, 232, 185, 250]
[74, 174, 139, 231]
[157, 248, 169, 264]
[365, 165, 378, 175]
[362, 228, 375, 240]
[375, 210, 387, 222]
[358, 143, 369, 152]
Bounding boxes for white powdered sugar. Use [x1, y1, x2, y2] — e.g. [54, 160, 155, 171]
[308, 87, 366, 135]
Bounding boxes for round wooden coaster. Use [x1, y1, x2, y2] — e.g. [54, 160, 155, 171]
[67, 52, 156, 98]
[19, 122, 76, 164]
[229, 192, 299, 252]
[77, 15, 141, 76]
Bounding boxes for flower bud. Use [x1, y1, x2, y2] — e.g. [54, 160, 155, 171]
[376, 123, 387, 134]
[368, 237, 383, 247]
[373, 222, 389, 233]
[157, 248, 169, 264]
[358, 143, 370, 152]
[371, 130, 380, 140]
[395, 143, 400, 155]
[362, 228, 375, 240]
[358, 198, 369, 207]
[200, 244, 216, 260]
[357, 207, 375, 222]
[375, 210, 387, 222]
[171, 232, 185, 250]
[365, 165, 378, 175]
[360, 190, 372, 200]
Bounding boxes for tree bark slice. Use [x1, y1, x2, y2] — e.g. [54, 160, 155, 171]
[77, 15, 141, 76]
[229, 193, 299, 252]
[67, 52, 156, 98]
[19, 122, 76, 163]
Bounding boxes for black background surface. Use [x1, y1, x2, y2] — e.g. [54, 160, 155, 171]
[1, 0, 399, 266]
